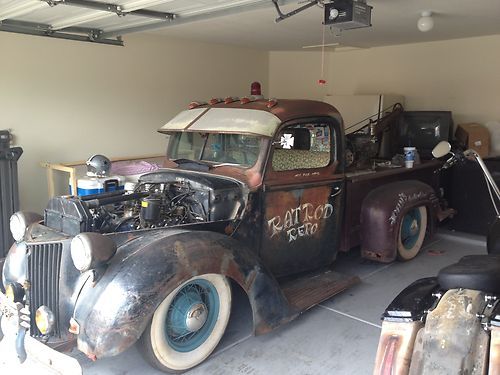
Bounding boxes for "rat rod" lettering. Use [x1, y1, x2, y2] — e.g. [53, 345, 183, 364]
[267, 203, 333, 242]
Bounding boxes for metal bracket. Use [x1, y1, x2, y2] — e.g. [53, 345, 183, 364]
[16, 327, 27, 363]
[44, 0, 175, 21]
[0, 19, 123, 46]
[272, 0, 320, 23]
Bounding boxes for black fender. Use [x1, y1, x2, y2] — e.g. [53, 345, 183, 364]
[360, 180, 439, 262]
[73, 229, 292, 359]
[382, 277, 440, 322]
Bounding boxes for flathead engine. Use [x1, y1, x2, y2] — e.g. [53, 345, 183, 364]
[44, 170, 246, 235]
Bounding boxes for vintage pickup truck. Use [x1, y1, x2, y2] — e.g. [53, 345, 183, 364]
[0, 95, 447, 373]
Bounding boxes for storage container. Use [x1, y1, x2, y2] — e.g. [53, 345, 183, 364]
[70, 175, 124, 196]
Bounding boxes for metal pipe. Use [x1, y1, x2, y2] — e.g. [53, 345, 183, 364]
[272, 0, 319, 23]
[0, 22, 123, 45]
[102, 0, 300, 38]
[465, 149, 500, 202]
[86, 191, 148, 209]
[49, 0, 175, 20]
[80, 189, 127, 201]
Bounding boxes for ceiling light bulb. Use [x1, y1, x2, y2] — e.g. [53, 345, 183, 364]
[417, 11, 434, 32]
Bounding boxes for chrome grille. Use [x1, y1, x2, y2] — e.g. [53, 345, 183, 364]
[27, 242, 62, 337]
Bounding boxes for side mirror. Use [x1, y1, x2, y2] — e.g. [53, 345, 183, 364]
[432, 141, 451, 158]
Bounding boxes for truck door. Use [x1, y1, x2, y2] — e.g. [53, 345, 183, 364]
[260, 118, 345, 277]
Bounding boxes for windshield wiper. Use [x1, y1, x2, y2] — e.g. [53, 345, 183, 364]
[173, 159, 211, 172]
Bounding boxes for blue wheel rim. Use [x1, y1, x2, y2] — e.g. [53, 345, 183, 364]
[400, 208, 422, 250]
[165, 279, 220, 352]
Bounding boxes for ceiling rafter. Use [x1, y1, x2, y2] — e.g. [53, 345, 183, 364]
[102, 0, 301, 37]
[0, 0, 318, 46]
[48, 0, 176, 30]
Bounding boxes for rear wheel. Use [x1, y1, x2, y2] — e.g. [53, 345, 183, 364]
[397, 206, 427, 260]
[140, 274, 231, 373]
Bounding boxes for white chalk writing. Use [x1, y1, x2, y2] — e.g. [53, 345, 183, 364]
[267, 203, 333, 242]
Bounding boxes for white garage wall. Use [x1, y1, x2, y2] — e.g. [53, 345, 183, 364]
[269, 35, 500, 126]
[1, 32, 268, 212]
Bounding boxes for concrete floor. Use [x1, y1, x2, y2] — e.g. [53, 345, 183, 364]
[0, 230, 487, 375]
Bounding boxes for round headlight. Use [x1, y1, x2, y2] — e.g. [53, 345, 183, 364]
[10, 213, 26, 242]
[35, 305, 55, 335]
[71, 235, 92, 272]
[70, 233, 117, 272]
[9, 212, 43, 242]
[5, 282, 24, 303]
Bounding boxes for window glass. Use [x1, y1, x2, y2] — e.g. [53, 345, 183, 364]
[272, 124, 333, 171]
[168, 132, 261, 167]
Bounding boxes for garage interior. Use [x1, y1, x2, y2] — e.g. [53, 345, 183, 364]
[1, 0, 500, 374]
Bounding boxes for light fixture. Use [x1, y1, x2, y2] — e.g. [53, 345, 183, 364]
[417, 11, 434, 32]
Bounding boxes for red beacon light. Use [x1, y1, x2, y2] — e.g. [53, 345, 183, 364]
[250, 81, 262, 96]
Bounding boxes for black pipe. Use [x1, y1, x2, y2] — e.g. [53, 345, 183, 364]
[80, 189, 126, 201]
[86, 192, 148, 209]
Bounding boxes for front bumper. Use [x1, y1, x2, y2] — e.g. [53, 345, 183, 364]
[0, 291, 82, 375]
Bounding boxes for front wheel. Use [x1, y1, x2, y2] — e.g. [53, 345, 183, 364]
[140, 274, 232, 373]
[397, 206, 427, 260]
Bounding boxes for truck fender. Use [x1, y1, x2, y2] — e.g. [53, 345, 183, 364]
[360, 180, 439, 262]
[73, 229, 292, 359]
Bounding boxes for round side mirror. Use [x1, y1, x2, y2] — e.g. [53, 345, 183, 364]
[432, 141, 451, 158]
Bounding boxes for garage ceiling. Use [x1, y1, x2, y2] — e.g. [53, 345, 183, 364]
[1, 0, 500, 49]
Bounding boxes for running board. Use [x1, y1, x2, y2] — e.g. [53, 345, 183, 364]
[281, 269, 360, 312]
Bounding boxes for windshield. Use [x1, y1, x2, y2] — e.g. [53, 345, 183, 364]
[167, 132, 262, 167]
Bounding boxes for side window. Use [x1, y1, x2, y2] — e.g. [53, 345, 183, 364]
[272, 123, 334, 172]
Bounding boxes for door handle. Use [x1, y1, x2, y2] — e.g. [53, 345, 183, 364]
[330, 186, 342, 198]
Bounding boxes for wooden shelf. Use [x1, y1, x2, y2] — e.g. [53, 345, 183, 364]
[40, 154, 164, 197]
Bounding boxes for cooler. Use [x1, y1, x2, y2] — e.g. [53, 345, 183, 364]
[70, 175, 124, 196]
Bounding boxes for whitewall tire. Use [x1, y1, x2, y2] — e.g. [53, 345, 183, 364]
[397, 206, 427, 261]
[140, 274, 231, 373]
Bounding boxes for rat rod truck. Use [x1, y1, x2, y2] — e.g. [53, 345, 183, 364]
[0, 98, 447, 373]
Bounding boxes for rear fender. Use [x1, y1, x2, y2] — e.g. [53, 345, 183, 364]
[360, 180, 439, 262]
[374, 278, 440, 375]
[73, 229, 291, 359]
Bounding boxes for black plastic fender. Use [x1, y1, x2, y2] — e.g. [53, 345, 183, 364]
[73, 229, 292, 359]
[382, 277, 440, 322]
[360, 180, 439, 262]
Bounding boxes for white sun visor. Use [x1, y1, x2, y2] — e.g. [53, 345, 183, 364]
[159, 108, 281, 138]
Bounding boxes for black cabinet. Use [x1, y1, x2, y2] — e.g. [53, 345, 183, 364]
[447, 157, 500, 235]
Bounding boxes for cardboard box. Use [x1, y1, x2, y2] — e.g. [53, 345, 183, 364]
[455, 123, 491, 158]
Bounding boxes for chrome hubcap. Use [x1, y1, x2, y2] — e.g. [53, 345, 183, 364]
[185, 303, 208, 332]
[409, 219, 419, 236]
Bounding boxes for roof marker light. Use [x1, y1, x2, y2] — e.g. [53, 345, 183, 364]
[188, 101, 207, 109]
[209, 98, 223, 105]
[224, 96, 239, 104]
[267, 99, 278, 108]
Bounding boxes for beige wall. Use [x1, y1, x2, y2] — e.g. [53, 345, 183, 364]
[1, 32, 268, 212]
[269, 35, 500, 126]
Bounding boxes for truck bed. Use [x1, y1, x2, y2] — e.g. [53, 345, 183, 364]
[340, 160, 441, 252]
